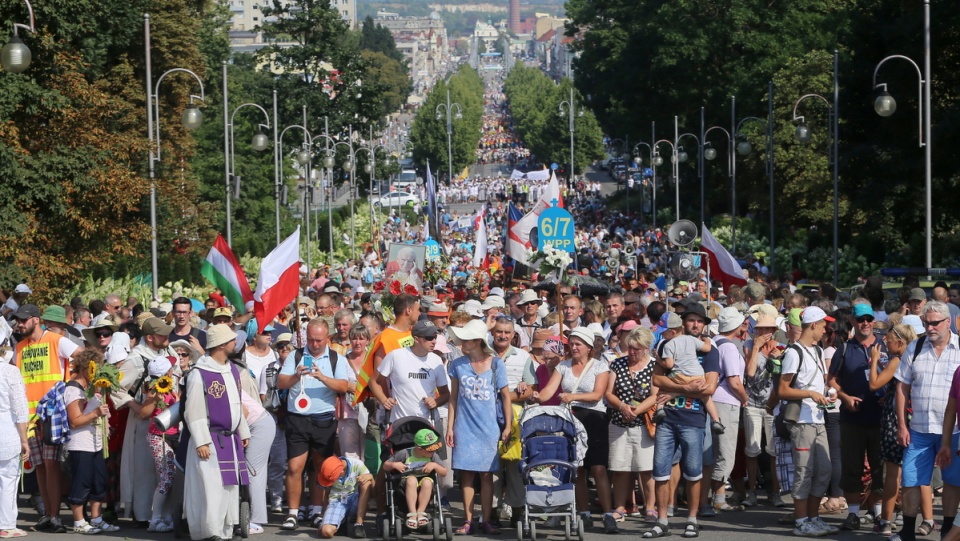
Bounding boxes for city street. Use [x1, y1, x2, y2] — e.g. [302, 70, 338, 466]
[14, 492, 916, 541]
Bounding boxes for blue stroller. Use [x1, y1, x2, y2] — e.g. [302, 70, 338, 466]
[515, 406, 587, 541]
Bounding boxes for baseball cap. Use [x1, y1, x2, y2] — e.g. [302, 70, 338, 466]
[909, 288, 926, 302]
[800, 306, 835, 325]
[317, 456, 346, 488]
[853, 303, 874, 319]
[414, 428, 443, 452]
[14, 284, 32, 294]
[412, 320, 439, 339]
[664, 312, 682, 329]
[140, 317, 173, 336]
[787, 308, 803, 327]
[12, 304, 40, 320]
[213, 307, 233, 319]
[616, 320, 639, 334]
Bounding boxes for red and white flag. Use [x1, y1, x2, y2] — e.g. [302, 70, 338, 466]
[253, 226, 301, 332]
[509, 172, 563, 266]
[700, 225, 747, 291]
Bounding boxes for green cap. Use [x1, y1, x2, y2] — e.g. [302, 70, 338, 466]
[414, 428, 441, 451]
[41, 305, 68, 324]
[787, 308, 803, 327]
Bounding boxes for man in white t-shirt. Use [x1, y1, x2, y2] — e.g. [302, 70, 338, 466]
[371, 320, 450, 424]
[778, 306, 838, 537]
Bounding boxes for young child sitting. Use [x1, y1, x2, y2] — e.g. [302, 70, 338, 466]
[653, 334, 725, 433]
[382, 429, 447, 530]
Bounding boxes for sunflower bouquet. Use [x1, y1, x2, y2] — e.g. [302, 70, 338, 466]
[86, 362, 121, 458]
[150, 375, 175, 411]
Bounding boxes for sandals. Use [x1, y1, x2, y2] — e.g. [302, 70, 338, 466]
[819, 501, 847, 515]
[481, 521, 501, 535]
[918, 520, 938, 536]
[642, 525, 669, 538]
[407, 513, 420, 529]
[454, 520, 473, 535]
[609, 511, 626, 523]
[644, 510, 659, 523]
[682, 523, 700, 538]
[0, 530, 28, 539]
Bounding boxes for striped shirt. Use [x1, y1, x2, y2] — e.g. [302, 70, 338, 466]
[894, 333, 960, 434]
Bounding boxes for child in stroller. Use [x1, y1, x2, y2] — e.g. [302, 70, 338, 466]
[383, 429, 447, 530]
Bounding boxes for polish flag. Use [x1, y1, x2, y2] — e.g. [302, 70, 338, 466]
[508, 172, 563, 266]
[699, 225, 747, 291]
[253, 227, 301, 332]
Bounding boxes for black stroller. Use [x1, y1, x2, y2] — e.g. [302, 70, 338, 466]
[380, 416, 454, 541]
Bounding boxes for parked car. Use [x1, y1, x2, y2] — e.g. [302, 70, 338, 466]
[372, 190, 420, 208]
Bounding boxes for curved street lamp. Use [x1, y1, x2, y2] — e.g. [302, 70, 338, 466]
[871, 1, 931, 270]
[436, 88, 462, 185]
[703, 125, 731, 247]
[0, 0, 35, 73]
[223, 63, 271, 247]
[279, 122, 315, 270]
[792, 50, 839, 286]
[144, 14, 205, 300]
[558, 87, 584, 186]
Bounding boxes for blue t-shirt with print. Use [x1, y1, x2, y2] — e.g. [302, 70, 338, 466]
[662, 344, 720, 428]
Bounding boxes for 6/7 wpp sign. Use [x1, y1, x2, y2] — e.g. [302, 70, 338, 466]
[537, 203, 575, 252]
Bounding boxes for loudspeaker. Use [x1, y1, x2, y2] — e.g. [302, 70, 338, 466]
[667, 219, 698, 247]
[669, 253, 701, 281]
[606, 258, 619, 270]
[623, 242, 636, 256]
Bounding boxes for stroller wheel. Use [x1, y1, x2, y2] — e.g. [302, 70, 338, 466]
[239, 501, 250, 538]
[382, 518, 391, 541]
[432, 518, 441, 541]
[564, 518, 571, 541]
[576, 518, 585, 541]
[396, 518, 404, 541]
[444, 517, 454, 541]
[530, 522, 537, 541]
[516, 521, 524, 541]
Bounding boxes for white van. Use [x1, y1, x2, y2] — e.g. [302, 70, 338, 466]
[395, 169, 418, 190]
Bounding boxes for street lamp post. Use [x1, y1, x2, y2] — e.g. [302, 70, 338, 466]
[436, 88, 462, 185]
[793, 50, 839, 285]
[279, 123, 315, 270]
[652, 138, 678, 220]
[558, 85, 583, 187]
[703, 125, 732, 248]
[676, 129, 701, 224]
[144, 13, 205, 300]
[0, 0, 35, 73]
[872, 1, 932, 270]
[223, 62, 270, 248]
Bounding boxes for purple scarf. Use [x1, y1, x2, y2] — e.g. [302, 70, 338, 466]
[199, 364, 249, 486]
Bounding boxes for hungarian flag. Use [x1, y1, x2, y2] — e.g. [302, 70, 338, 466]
[253, 227, 301, 332]
[700, 225, 747, 291]
[472, 208, 489, 268]
[201, 234, 254, 313]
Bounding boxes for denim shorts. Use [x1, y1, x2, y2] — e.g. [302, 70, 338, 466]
[902, 430, 960, 487]
[653, 421, 704, 482]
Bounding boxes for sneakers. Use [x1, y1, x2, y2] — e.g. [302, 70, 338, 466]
[812, 517, 839, 534]
[440, 497, 452, 511]
[353, 523, 366, 539]
[580, 512, 593, 530]
[793, 520, 824, 537]
[73, 521, 101, 535]
[602, 513, 619, 534]
[770, 493, 787, 507]
[743, 492, 758, 508]
[842, 513, 861, 530]
[281, 515, 299, 531]
[90, 519, 120, 533]
[698, 505, 717, 518]
[32, 517, 52, 532]
[270, 498, 284, 514]
[248, 523, 264, 535]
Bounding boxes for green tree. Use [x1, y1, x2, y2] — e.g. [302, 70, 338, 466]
[359, 16, 404, 64]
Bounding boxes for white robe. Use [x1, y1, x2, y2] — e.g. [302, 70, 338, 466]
[184, 356, 251, 541]
[117, 343, 169, 520]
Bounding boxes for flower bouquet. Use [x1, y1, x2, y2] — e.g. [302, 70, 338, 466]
[86, 361, 121, 458]
[526, 244, 574, 284]
[371, 279, 420, 324]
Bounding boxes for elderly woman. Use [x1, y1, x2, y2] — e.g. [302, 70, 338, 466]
[535, 326, 615, 533]
[604, 327, 658, 523]
[446, 320, 512, 535]
[339, 323, 371, 459]
[170, 339, 200, 374]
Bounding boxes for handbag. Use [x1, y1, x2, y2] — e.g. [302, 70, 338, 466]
[499, 404, 524, 460]
[492, 357, 507, 431]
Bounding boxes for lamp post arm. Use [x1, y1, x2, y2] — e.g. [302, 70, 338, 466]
[791, 94, 831, 124]
[152, 68, 206, 161]
[11, 0, 35, 35]
[872, 55, 925, 148]
[735, 116, 766, 135]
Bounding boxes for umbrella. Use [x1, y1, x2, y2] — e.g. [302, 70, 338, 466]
[189, 298, 204, 312]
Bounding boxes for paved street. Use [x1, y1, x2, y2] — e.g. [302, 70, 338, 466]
[14, 491, 924, 541]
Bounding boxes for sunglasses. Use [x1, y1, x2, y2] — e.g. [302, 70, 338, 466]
[95, 330, 114, 338]
[922, 318, 947, 328]
[178, 352, 191, 358]
[495, 315, 515, 322]
[856, 316, 875, 324]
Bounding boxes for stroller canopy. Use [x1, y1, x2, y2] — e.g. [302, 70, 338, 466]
[519, 405, 588, 467]
[385, 416, 441, 454]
